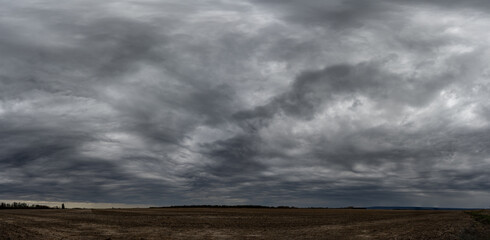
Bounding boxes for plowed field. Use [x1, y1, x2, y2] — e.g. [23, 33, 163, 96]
[0, 208, 489, 239]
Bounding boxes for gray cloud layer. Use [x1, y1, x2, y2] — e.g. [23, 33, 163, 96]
[1, 0, 489, 207]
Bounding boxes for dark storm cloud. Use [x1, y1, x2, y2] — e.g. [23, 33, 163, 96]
[396, 0, 490, 10]
[1, 0, 489, 207]
[253, 0, 490, 28]
[0, 0, 241, 204]
[235, 60, 458, 123]
[251, 0, 394, 29]
[202, 134, 265, 177]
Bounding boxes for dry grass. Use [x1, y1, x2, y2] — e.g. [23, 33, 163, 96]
[0, 208, 486, 239]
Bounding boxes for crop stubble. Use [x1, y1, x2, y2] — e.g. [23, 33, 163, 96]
[0, 208, 487, 239]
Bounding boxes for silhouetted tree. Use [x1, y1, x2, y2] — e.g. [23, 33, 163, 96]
[0, 202, 50, 209]
[62, 203, 65, 209]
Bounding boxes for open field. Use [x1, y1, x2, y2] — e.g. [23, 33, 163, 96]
[1, 208, 489, 239]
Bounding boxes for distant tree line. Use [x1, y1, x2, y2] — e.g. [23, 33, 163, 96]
[0, 202, 51, 209]
[153, 205, 299, 209]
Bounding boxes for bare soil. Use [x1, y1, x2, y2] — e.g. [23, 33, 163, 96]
[0, 208, 488, 239]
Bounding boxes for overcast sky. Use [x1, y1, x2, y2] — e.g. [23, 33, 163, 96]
[1, 0, 490, 208]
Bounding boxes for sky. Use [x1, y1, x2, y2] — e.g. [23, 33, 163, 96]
[1, 0, 489, 208]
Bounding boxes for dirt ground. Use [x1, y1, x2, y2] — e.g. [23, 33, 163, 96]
[0, 208, 488, 239]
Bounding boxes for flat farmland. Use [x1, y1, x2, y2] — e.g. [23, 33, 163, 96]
[0, 208, 489, 239]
